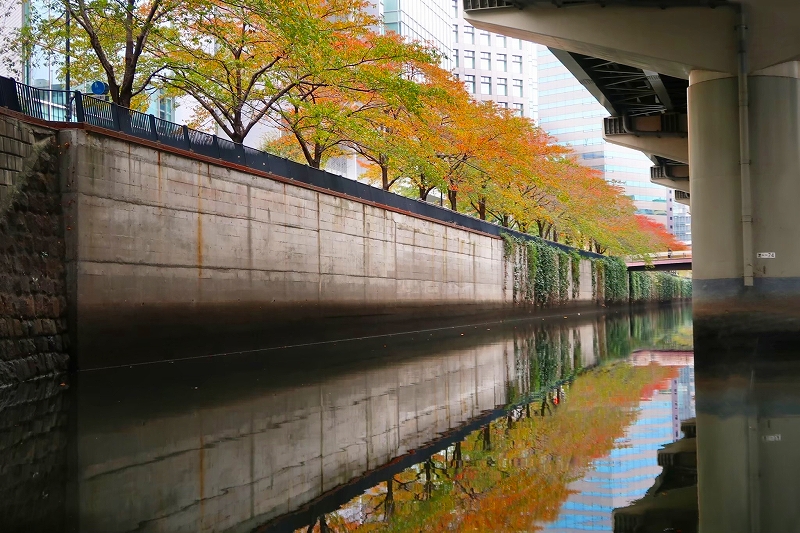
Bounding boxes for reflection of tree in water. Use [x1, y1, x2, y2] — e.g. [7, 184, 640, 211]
[295, 362, 677, 533]
[505, 306, 690, 407]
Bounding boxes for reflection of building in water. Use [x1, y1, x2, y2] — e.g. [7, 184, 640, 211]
[542, 363, 695, 532]
[671, 365, 695, 441]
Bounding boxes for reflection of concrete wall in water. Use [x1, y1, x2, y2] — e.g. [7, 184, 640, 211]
[77, 341, 515, 533]
[55, 125, 598, 368]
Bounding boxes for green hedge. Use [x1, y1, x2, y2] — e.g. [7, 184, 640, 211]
[502, 234, 691, 306]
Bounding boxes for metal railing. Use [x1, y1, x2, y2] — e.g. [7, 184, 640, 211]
[0, 75, 604, 259]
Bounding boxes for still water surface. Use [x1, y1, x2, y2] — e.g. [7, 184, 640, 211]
[0, 305, 694, 532]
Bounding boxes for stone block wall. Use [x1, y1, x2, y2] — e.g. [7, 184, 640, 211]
[0, 377, 70, 531]
[0, 115, 69, 384]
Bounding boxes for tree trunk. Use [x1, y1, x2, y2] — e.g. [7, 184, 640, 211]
[418, 183, 429, 200]
[448, 189, 457, 211]
[310, 144, 323, 169]
[381, 164, 390, 191]
[477, 197, 486, 220]
[453, 442, 463, 469]
[385, 477, 395, 520]
[424, 460, 433, 500]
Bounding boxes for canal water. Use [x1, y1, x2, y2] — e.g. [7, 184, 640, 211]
[0, 304, 694, 532]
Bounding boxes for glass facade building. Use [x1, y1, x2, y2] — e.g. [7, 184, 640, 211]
[535, 45, 691, 243]
[379, 0, 452, 69]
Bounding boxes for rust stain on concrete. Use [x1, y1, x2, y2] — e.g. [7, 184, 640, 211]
[197, 180, 203, 277]
[157, 152, 162, 204]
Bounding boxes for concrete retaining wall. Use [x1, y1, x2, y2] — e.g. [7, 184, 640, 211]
[59, 128, 598, 369]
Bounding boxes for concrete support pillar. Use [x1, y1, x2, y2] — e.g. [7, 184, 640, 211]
[688, 71, 742, 302]
[692, 62, 800, 306]
[692, 62, 800, 533]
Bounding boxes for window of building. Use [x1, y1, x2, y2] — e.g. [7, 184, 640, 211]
[480, 76, 492, 95]
[513, 103, 524, 116]
[453, 49, 459, 68]
[497, 78, 508, 96]
[500, 102, 509, 108]
[451, 0, 458, 17]
[452, 24, 458, 44]
[480, 52, 491, 70]
[496, 54, 507, 72]
[512, 38, 523, 50]
[464, 75, 476, 94]
[512, 79, 523, 97]
[479, 32, 490, 46]
[158, 97, 173, 121]
[512, 55, 523, 73]
[496, 35, 507, 48]
[464, 26, 475, 45]
[464, 50, 475, 69]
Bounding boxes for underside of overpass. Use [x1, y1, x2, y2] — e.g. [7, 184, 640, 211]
[552, 48, 691, 198]
[464, 2, 800, 531]
[466, 2, 694, 203]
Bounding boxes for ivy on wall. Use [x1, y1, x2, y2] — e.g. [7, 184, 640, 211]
[631, 270, 692, 301]
[557, 251, 570, 303]
[603, 257, 628, 304]
[570, 253, 581, 299]
[502, 233, 692, 307]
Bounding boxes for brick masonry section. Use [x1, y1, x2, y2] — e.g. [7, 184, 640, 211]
[0, 377, 69, 530]
[0, 115, 69, 384]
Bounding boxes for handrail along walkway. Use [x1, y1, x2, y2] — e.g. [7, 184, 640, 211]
[0, 75, 603, 259]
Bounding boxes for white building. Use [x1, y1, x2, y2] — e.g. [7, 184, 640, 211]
[450, 0, 537, 119]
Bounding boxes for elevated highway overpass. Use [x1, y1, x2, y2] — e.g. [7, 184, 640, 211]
[464, 2, 800, 531]
[464, 0, 800, 298]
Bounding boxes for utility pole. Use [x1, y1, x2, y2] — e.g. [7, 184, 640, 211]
[65, 7, 71, 120]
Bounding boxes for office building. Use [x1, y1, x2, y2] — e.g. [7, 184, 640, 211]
[450, 0, 536, 118]
[536, 45, 691, 243]
[379, 0, 453, 69]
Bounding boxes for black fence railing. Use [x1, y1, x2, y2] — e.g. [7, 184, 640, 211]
[0, 75, 603, 259]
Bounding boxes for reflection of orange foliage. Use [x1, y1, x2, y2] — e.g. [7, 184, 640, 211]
[639, 371, 680, 401]
[300, 363, 676, 533]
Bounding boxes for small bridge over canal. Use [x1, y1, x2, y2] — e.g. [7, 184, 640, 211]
[627, 251, 692, 272]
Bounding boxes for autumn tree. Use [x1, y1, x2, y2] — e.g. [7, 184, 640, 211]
[12, 0, 179, 108]
[264, 31, 436, 169]
[155, 0, 391, 144]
